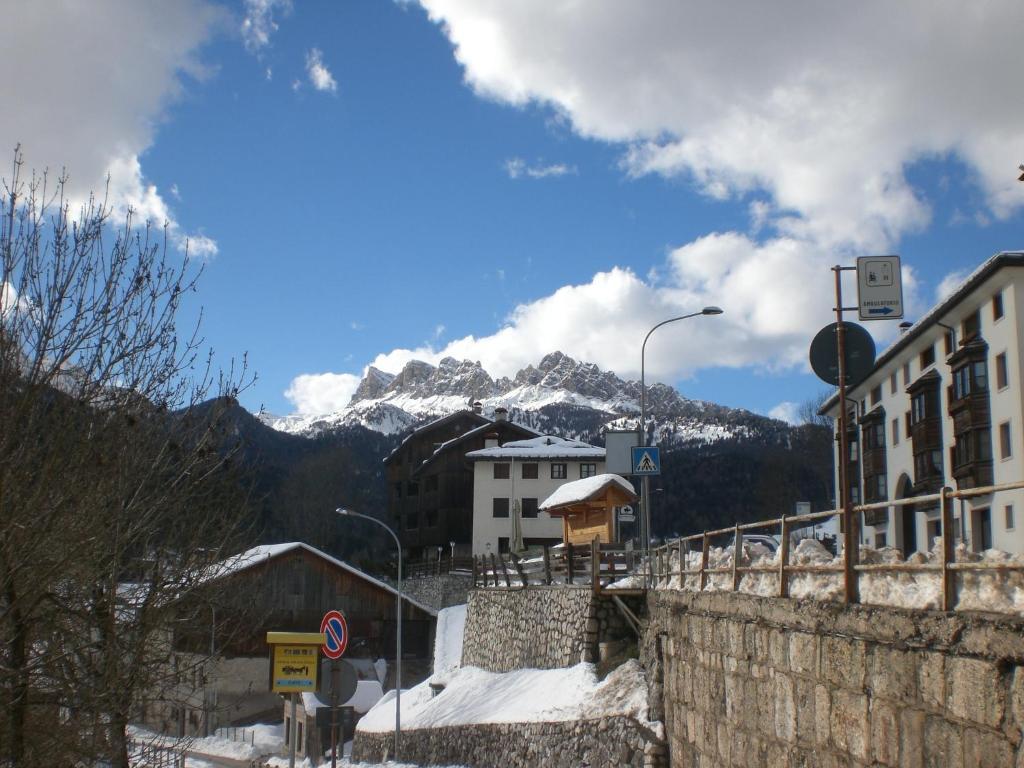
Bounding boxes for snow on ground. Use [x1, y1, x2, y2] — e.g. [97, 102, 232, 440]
[647, 537, 1024, 613]
[128, 723, 284, 761]
[358, 660, 660, 738]
[264, 757, 466, 768]
[431, 603, 466, 682]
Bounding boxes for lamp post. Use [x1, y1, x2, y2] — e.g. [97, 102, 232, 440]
[639, 306, 723, 581]
[335, 508, 402, 761]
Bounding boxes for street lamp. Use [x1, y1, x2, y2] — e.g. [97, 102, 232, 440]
[638, 306, 723, 581]
[335, 508, 402, 761]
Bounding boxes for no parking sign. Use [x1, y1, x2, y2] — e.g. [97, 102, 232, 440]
[320, 610, 348, 660]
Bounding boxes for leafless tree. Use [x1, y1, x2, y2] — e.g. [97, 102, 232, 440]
[0, 148, 255, 768]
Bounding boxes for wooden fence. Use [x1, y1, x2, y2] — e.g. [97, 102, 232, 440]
[649, 479, 1024, 611]
[472, 542, 644, 593]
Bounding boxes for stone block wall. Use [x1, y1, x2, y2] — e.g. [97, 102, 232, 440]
[353, 716, 666, 767]
[645, 591, 1024, 767]
[395, 573, 473, 613]
[461, 586, 637, 672]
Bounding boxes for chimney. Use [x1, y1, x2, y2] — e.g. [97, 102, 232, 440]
[472, 400, 483, 414]
[484, 431, 500, 448]
[493, 406, 508, 423]
[899, 321, 913, 335]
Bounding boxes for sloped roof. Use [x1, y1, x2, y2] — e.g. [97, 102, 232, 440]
[413, 419, 540, 476]
[383, 410, 491, 465]
[466, 435, 604, 460]
[539, 473, 637, 511]
[203, 542, 437, 616]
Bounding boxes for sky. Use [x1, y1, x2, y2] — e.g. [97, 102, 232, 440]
[3, 1, 1023, 423]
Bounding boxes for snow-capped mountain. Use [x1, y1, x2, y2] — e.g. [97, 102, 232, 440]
[261, 352, 791, 448]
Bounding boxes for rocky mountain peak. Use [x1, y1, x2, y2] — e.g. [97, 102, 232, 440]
[350, 366, 395, 404]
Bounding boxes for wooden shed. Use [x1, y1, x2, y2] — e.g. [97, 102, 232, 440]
[539, 474, 638, 546]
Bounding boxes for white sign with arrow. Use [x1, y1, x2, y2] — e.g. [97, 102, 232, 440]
[856, 255, 903, 321]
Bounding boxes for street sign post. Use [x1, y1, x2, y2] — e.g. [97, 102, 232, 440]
[617, 505, 635, 523]
[631, 446, 661, 475]
[809, 322, 876, 387]
[266, 631, 324, 768]
[856, 255, 903, 320]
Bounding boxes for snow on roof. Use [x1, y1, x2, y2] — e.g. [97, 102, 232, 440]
[466, 435, 604, 460]
[203, 542, 437, 616]
[539, 473, 636, 511]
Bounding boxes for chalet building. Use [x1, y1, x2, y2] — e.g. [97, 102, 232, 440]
[822, 251, 1024, 555]
[154, 542, 436, 737]
[384, 405, 538, 560]
[466, 435, 607, 554]
[540, 473, 638, 547]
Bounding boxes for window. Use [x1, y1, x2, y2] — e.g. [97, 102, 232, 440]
[863, 421, 885, 450]
[521, 463, 538, 479]
[551, 463, 567, 479]
[905, 411, 912, 435]
[860, 399, 867, 416]
[425, 509, 438, 527]
[944, 330, 955, 357]
[996, 352, 1008, 389]
[920, 345, 936, 369]
[848, 438, 858, 462]
[424, 474, 438, 492]
[962, 310, 981, 340]
[890, 372, 898, 395]
[393, 482, 402, 499]
[914, 450, 943, 479]
[951, 360, 987, 400]
[406, 481, 419, 496]
[870, 384, 882, 406]
[875, 532, 887, 548]
[993, 291, 1004, 321]
[849, 484, 860, 504]
[405, 512, 418, 529]
[492, 497, 510, 518]
[952, 428, 991, 467]
[874, 474, 887, 498]
[521, 497, 538, 518]
[493, 463, 510, 479]
[1006, 505, 1015, 531]
[902, 362, 911, 386]
[579, 463, 597, 479]
[892, 418, 899, 445]
[999, 421, 1012, 459]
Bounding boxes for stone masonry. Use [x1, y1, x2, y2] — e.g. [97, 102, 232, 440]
[393, 573, 473, 613]
[645, 590, 1024, 767]
[353, 716, 667, 768]
[461, 585, 635, 671]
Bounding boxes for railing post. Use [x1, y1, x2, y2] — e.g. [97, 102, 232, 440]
[779, 514, 790, 598]
[678, 538, 686, 589]
[699, 532, 709, 591]
[510, 553, 527, 589]
[591, 538, 601, 594]
[566, 544, 575, 584]
[489, 553, 498, 588]
[472, 555, 478, 587]
[498, 552, 511, 587]
[543, 545, 552, 585]
[731, 524, 741, 592]
[941, 486, 956, 611]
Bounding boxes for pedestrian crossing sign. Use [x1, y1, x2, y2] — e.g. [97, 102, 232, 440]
[631, 446, 661, 475]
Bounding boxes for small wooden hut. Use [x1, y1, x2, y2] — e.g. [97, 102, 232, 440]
[539, 474, 638, 546]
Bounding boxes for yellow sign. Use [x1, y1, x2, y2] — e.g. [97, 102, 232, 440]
[266, 632, 324, 693]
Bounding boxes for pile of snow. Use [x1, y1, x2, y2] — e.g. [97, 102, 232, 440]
[128, 723, 283, 762]
[432, 604, 466, 682]
[654, 537, 1024, 613]
[358, 660, 660, 737]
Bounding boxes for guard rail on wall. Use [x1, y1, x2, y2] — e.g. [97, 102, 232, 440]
[649, 479, 1024, 611]
[472, 542, 644, 593]
[405, 555, 475, 579]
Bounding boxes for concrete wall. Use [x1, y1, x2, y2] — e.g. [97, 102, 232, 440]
[354, 715, 665, 768]
[645, 590, 1024, 767]
[461, 586, 633, 672]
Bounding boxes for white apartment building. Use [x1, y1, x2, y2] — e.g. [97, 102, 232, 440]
[465, 435, 606, 555]
[822, 251, 1024, 555]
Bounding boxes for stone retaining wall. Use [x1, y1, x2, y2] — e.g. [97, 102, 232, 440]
[353, 716, 666, 767]
[395, 573, 473, 613]
[645, 590, 1024, 767]
[461, 586, 635, 671]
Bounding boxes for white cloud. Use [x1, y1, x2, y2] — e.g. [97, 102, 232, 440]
[768, 402, 800, 425]
[504, 157, 576, 179]
[936, 270, 970, 302]
[417, 0, 1024, 250]
[241, 0, 292, 53]
[433, 324, 446, 340]
[0, 2, 221, 256]
[285, 372, 362, 414]
[306, 48, 337, 93]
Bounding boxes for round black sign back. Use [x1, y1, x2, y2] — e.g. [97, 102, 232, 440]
[809, 322, 876, 387]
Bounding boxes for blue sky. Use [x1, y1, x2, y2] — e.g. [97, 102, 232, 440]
[4, 1, 1023, 422]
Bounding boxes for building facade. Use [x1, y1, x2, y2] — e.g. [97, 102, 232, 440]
[465, 435, 607, 554]
[822, 252, 1024, 555]
[384, 406, 539, 560]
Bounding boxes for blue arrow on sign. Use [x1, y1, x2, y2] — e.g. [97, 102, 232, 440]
[867, 306, 894, 315]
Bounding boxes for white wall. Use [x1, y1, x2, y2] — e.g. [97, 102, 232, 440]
[471, 458, 606, 554]
[833, 267, 1024, 555]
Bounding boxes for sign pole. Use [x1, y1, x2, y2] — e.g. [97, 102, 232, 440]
[833, 265, 859, 603]
[330, 660, 339, 768]
[288, 693, 297, 768]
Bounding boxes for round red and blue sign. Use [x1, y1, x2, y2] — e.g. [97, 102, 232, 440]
[320, 610, 348, 660]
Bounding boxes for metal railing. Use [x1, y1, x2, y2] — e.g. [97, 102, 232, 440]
[650, 479, 1024, 611]
[405, 555, 474, 579]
